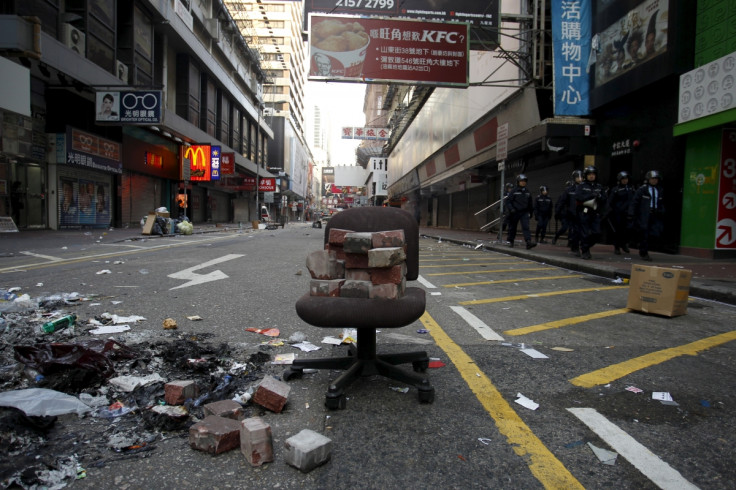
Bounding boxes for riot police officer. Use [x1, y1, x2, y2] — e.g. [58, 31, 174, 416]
[534, 185, 553, 244]
[505, 174, 536, 249]
[606, 171, 635, 255]
[574, 166, 607, 259]
[629, 170, 664, 261]
[553, 170, 583, 253]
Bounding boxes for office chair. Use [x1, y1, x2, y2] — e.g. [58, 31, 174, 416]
[282, 206, 433, 409]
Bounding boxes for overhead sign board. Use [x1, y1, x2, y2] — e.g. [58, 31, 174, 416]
[308, 14, 468, 87]
[303, 0, 499, 49]
[184, 144, 211, 181]
[95, 90, 162, 124]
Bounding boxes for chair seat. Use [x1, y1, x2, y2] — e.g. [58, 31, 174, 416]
[295, 287, 426, 329]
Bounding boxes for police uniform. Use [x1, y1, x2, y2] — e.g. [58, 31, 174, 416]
[534, 186, 553, 244]
[629, 170, 664, 261]
[606, 171, 634, 254]
[505, 175, 536, 249]
[574, 166, 607, 259]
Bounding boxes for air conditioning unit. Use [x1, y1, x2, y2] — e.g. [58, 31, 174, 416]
[116, 60, 129, 84]
[62, 23, 85, 56]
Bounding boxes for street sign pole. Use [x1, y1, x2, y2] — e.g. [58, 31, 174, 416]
[496, 123, 509, 241]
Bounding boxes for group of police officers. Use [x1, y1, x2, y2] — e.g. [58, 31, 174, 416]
[503, 167, 665, 261]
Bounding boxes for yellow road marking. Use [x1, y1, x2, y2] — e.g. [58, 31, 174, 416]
[505, 308, 630, 336]
[444, 274, 582, 288]
[570, 330, 736, 388]
[421, 261, 528, 268]
[421, 312, 583, 488]
[426, 267, 556, 277]
[459, 286, 627, 305]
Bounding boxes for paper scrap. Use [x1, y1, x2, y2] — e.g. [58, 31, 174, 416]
[321, 336, 343, 345]
[292, 341, 320, 352]
[587, 442, 618, 465]
[187, 315, 203, 321]
[514, 393, 539, 410]
[390, 386, 409, 393]
[245, 327, 280, 337]
[96, 270, 112, 275]
[551, 347, 574, 352]
[478, 437, 492, 445]
[652, 392, 673, 402]
[626, 386, 644, 394]
[272, 353, 295, 365]
[89, 325, 131, 335]
[521, 348, 549, 359]
[428, 361, 446, 368]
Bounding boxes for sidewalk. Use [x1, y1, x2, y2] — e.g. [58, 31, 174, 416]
[3, 223, 736, 306]
[418, 226, 736, 306]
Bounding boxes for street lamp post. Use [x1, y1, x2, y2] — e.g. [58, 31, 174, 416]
[255, 101, 262, 222]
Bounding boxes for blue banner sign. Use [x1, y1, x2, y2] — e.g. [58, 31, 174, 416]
[552, 1, 591, 116]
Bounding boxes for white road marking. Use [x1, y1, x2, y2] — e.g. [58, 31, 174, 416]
[168, 254, 244, 290]
[20, 251, 63, 262]
[567, 408, 699, 490]
[417, 274, 437, 289]
[450, 306, 505, 341]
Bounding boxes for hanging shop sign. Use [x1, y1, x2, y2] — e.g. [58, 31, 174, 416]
[210, 146, 221, 181]
[221, 152, 235, 175]
[242, 177, 277, 192]
[552, 0, 591, 116]
[716, 129, 736, 249]
[64, 127, 122, 174]
[184, 144, 211, 181]
[94, 90, 162, 124]
[342, 127, 390, 140]
[308, 14, 468, 86]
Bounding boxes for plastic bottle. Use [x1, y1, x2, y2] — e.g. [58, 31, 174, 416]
[42, 314, 77, 333]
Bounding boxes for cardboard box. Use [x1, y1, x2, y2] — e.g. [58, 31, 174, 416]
[627, 265, 692, 317]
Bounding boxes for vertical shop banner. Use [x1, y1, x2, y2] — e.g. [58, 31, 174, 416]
[552, 0, 591, 116]
[716, 129, 736, 249]
[221, 152, 235, 175]
[309, 15, 469, 86]
[210, 146, 221, 181]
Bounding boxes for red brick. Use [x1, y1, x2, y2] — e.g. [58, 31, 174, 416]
[343, 232, 373, 253]
[370, 283, 399, 299]
[306, 250, 344, 279]
[372, 230, 406, 249]
[310, 279, 344, 297]
[203, 399, 244, 420]
[164, 380, 198, 405]
[189, 415, 241, 454]
[344, 253, 369, 269]
[326, 243, 346, 261]
[340, 279, 371, 298]
[328, 228, 353, 246]
[241, 417, 274, 466]
[345, 269, 371, 281]
[370, 264, 406, 285]
[253, 375, 291, 413]
[368, 247, 406, 268]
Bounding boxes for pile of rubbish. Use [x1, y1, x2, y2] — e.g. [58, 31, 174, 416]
[0, 288, 282, 489]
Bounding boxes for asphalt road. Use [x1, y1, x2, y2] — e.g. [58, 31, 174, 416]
[1, 224, 734, 489]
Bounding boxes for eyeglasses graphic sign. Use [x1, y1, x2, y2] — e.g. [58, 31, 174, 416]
[95, 90, 162, 124]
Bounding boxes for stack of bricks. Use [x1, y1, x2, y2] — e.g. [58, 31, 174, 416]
[306, 228, 407, 300]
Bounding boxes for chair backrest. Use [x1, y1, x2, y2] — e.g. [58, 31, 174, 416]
[324, 207, 419, 280]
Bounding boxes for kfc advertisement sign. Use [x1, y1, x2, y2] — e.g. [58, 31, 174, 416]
[309, 15, 468, 86]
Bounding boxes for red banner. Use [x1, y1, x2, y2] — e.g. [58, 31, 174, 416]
[308, 15, 468, 86]
[241, 177, 276, 192]
[221, 152, 235, 175]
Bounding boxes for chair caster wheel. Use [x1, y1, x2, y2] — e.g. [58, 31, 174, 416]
[418, 387, 435, 404]
[325, 394, 347, 410]
[282, 367, 303, 381]
[412, 359, 429, 372]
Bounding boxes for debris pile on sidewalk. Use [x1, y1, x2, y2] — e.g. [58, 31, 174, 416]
[0, 289, 298, 488]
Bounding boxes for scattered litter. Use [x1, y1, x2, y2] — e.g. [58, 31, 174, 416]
[289, 331, 307, 343]
[390, 386, 409, 393]
[108, 373, 165, 392]
[93, 401, 134, 418]
[514, 393, 539, 410]
[111, 300, 123, 304]
[521, 348, 549, 359]
[340, 328, 357, 343]
[625, 386, 643, 394]
[79, 393, 109, 407]
[322, 336, 343, 345]
[101, 313, 146, 324]
[612, 277, 624, 284]
[89, 324, 131, 335]
[475, 243, 483, 250]
[245, 327, 280, 337]
[417, 328, 429, 334]
[428, 361, 446, 368]
[291, 341, 320, 352]
[0, 388, 92, 417]
[564, 440, 585, 449]
[96, 269, 112, 275]
[551, 347, 574, 352]
[272, 353, 296, 365]
[587, 442, 618, 465]
[187, 315, 203, 321]
[700, 400, 711, 408]
[652, 391, 678, 406]
[478, 437, 492, 445]
[264, 339, 284, 346]
[430, 292, 442, 296]
[113, 260, 125, 264]
[163, 318, 178, 330]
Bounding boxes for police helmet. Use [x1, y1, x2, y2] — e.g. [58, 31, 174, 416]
[584, 165, 597, 176]
[516, 174, 528, 183]
[539, 185, 548, 193]
[645, 170, 661, 180]
[505, 182, 514, 190]
[571, 170, 583, 180]
[617, 171, 629, 182]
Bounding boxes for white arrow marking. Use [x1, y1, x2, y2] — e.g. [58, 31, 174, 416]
[168, 254, 244, 290]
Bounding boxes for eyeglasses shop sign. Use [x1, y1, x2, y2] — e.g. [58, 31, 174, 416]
[95, 90, 162, 124]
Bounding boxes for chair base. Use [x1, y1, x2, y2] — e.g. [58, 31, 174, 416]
[283, 333, 434, 409]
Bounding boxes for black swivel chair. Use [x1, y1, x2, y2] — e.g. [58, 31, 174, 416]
[283, 207, 434, 409]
